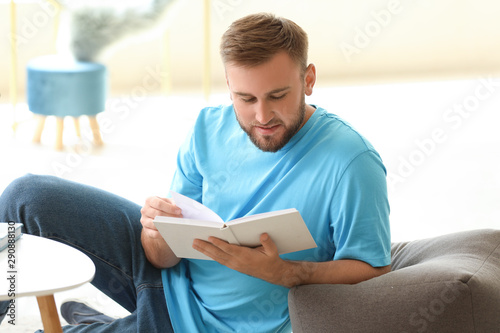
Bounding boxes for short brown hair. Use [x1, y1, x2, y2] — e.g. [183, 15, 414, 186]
[220, 13, 308, 74]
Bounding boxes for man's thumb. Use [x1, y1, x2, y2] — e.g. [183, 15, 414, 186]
[260, 233, 277, 254]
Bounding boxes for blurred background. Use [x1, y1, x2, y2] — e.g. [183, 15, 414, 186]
[1, 0, 500, 331]
[2, 0, 500, 93]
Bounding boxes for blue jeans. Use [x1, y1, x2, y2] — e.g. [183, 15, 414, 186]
[0, 174, 174, 332]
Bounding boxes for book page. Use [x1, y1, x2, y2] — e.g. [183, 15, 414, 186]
[153, 199, 317, 260]
[170, 191, 223, 223]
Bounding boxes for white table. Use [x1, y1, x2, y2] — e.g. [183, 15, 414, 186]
[0, 234, 95, 332]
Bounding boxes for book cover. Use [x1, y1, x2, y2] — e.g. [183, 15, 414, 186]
[153, 192, 317, 260]
[0, 222, 23, 252]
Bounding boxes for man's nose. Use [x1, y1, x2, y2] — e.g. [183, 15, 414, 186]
[254, 101, 274, 125]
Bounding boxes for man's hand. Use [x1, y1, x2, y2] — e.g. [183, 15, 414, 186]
[193, 233, 295, 286]
[140, 196, 182, 238]
[193, 233, 391, 288]
[140, 196, 183, 268]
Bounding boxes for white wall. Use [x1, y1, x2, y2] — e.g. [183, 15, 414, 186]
[1, 0, 500, 101]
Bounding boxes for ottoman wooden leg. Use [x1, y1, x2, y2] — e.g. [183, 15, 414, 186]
[88, 116, 103, 146]
[55, 117, 64, 151]
[33, 115, 46, 144]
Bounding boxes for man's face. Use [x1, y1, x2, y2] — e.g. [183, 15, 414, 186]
[225, 52, 316, 152]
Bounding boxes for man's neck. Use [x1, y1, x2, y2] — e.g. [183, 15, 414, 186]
[301, 104, 317, 129]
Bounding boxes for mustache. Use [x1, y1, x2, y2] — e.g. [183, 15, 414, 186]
[251, 120, 283, 127]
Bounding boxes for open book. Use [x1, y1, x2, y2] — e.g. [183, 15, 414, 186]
[153, 191, 317, 260]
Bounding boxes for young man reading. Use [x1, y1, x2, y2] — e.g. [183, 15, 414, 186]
[0, 13, 391, 332]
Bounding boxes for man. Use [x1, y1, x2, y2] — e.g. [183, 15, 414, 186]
[0, 13, 390, 332]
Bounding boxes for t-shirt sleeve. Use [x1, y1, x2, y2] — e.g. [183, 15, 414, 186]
[330, 150, 391, 267]
[170, 126, 203, 203]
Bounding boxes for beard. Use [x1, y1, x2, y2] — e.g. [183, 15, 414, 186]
[235, 95, 307, 153]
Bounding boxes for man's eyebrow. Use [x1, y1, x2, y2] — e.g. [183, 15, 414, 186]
[266, 86, 291, 96]
[233, 91, 253, 97]
[233, 86, 291, 97]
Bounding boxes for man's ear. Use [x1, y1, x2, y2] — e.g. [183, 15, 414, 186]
[304, 63, 316, 96]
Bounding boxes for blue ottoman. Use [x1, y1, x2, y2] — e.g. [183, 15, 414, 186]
[27, 55, 107, 150]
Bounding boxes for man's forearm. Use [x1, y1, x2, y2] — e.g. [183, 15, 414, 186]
[141, 229, 180, 269]
[278, 259, 390, 288]
[192, 233, 390, 287]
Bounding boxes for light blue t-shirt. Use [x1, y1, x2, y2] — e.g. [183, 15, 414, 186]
[162, 105, 391, 333]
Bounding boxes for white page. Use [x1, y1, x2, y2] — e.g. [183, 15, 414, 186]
[170, 191, 223, 223]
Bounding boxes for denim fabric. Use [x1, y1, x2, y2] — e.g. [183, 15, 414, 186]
[0, 174, 173, 332]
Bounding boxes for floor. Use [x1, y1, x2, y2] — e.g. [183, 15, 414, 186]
[1, 79, 499, 331]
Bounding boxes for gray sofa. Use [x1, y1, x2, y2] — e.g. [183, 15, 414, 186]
[288, 229, 500, 332]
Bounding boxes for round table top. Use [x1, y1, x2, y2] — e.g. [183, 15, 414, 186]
[0, 234, 95, 300]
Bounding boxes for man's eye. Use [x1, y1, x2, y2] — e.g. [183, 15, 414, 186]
[270, 94, 286, 100]
[241, 97, 256, 103]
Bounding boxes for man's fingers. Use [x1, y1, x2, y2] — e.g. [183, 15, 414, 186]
[140, 196, 183, 238]
[148, 197, 182, 216]
[259, 233, 278, 255]
[193, 236, 283, 282]
[142, 196, 182, 219]
[192, 238, 230, 261]
[155, 197, 182, 216]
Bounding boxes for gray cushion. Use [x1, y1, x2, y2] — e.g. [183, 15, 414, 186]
[288, 229, 500, 332]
